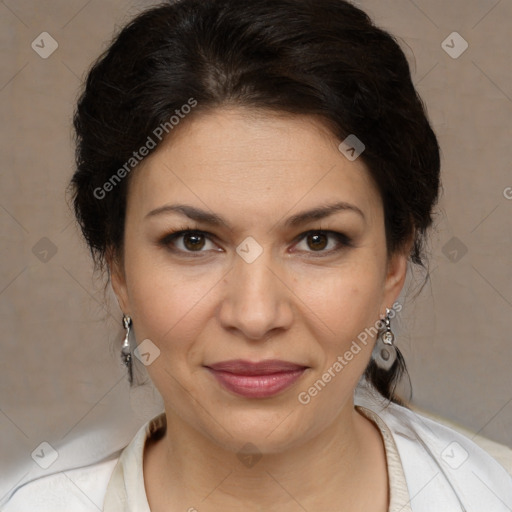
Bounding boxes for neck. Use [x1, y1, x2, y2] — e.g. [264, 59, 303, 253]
[143, 398, 389, 512]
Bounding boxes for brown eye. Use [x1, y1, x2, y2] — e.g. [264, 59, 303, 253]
[182, 233, 206, 251]
[294, 230, 353, 256]
[160, 229, 217, 254]
[307, 232, 328, 251]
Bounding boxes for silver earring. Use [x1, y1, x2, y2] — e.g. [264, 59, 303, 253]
[121, 314, 133, 384]
[372, 308, 397, 371]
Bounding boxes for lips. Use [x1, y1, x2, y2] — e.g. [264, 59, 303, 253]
[205, 359, 308, 375]
[204, 359, 309, 398]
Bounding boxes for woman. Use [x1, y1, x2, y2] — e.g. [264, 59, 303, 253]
[3, 0, 511, 510]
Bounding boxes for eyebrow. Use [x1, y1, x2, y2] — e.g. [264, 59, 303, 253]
[145, 201, 365, 228]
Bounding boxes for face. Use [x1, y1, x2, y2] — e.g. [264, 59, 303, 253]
[111, 107, 408, 454]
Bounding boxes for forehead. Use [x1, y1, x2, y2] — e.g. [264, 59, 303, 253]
[126, 108, 381, 227]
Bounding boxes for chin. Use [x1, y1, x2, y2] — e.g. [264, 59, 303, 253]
[199, 407, 309, 455]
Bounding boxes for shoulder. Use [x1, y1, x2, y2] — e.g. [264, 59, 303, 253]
[1, 457, 119, 512]
[1, 412, 165, 512]
[355, 381, 512, 511]
[381, 400, 512, 510]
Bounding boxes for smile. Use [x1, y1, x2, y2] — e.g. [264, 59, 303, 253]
[205, 367, 308, 398]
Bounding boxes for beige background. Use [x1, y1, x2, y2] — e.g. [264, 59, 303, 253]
[1, 0, 511, 500]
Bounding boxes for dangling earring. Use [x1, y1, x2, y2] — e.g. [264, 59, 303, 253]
[372, 308, 397, 371]
[121, 314, 133, 384]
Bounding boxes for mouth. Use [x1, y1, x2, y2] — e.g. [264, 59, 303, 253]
[204, 359, 309, 375]
[204, 359, 309, 398]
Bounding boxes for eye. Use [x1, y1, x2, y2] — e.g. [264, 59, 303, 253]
[159, 229, 218, 254]
[293, 230, 353, 255]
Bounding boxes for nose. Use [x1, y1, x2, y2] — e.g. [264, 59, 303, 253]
[218, 248, 293, 341]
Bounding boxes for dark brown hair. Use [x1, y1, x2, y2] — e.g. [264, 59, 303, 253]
[70, 0, 441, 403]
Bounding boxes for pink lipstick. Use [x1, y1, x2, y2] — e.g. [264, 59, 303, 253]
[205, 359, 308, 398]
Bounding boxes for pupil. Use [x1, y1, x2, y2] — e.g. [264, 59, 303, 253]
[308, 233, 327, 251]
[185, 233, 204, 251]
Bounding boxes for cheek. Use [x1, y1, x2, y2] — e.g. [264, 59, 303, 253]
[122, 241, 221, 354]
[128, 272, 204, 342]
[309, 271, 383, 388]
[290, 265, 384, 418]
[300, 260, 383, 340]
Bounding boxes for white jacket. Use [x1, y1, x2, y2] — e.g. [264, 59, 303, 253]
[2, 380, 512, 511]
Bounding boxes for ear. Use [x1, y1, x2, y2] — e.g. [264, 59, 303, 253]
[381, 242, 411, 313]
[106, 248, 131, 314]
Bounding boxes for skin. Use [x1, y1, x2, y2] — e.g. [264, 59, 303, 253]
[110, 107, 410, 512]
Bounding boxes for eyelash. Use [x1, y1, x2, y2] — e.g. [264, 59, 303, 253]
[158, 226, 354, 257]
